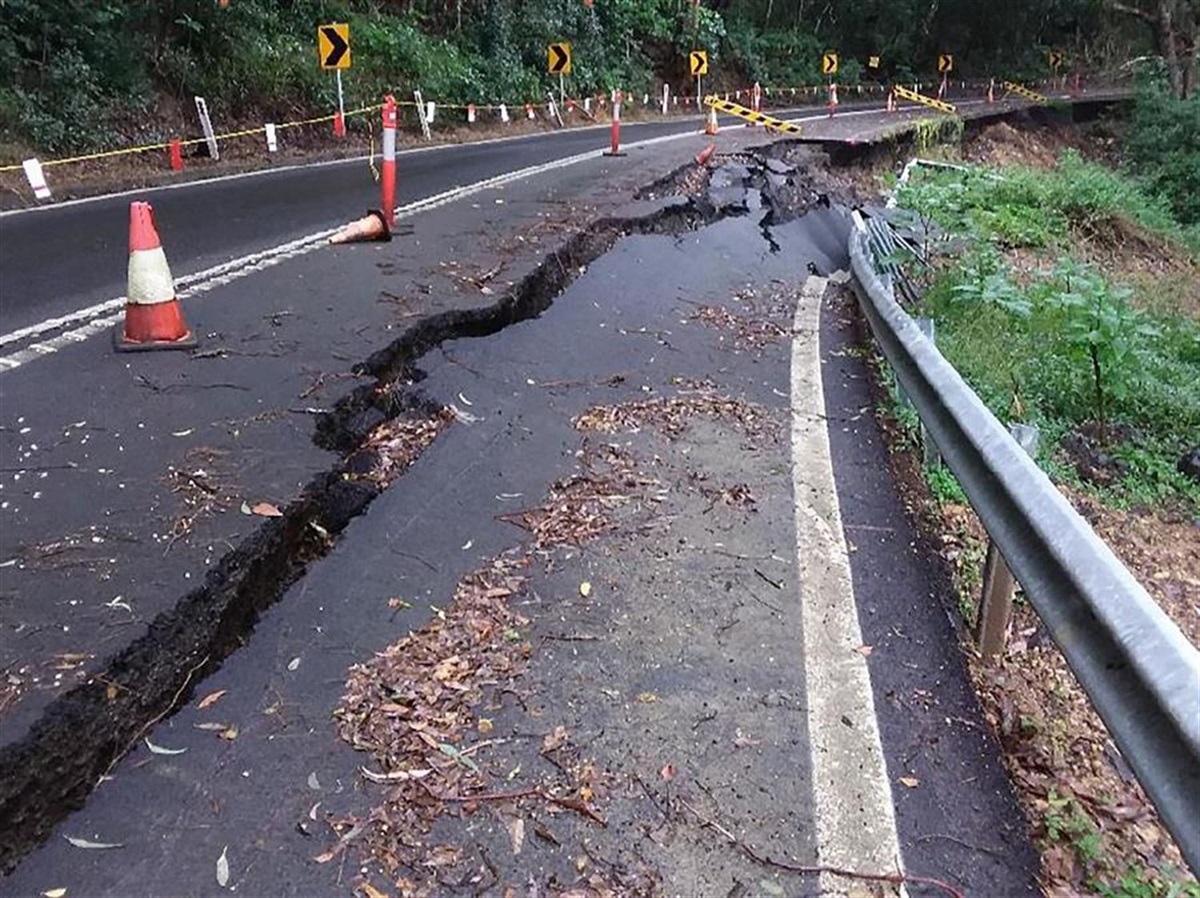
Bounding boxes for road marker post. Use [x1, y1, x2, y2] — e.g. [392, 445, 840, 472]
[661, 84, 669, 115]
[604, 90, 625, 156]
[194, 97, 219, 160]
[467, 104, 476, 124]
[334, 70, 346, 137]
[987, 78, 995, 104]
[169, 139, 183, 172]
[886, 88, 897, 113]
[265, 123, 278, 152]
[827, 81, 839, 116]
[22, 158, 51, 200]
[499, 103, 509, 123]
[381, 95, 397, 229]
[115, 202, 197, 352]
[414, 90, 432, 139]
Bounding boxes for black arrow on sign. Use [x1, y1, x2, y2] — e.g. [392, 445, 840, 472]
[321, 26, 349, 67]
[550, 44, 570, 73]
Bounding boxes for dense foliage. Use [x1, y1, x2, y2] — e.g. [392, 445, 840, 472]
[897, 160, 1200, 511]
[0, 0, 1167, 154]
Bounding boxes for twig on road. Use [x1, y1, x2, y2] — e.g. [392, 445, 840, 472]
[679, 798, 966, 898]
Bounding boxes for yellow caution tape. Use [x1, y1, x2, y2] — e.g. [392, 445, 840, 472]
[892, 85, 957, 114]
[1001, 81, 1048, 104]
[0, 103, 385, 173]
[703, 96, 803, 135]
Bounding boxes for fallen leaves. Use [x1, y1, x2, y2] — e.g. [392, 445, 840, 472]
[660, 763, 676, 782]
[574, 391, 779, 443]
[64, 836, 122, 850]
[197, 689, 228, 710]
[43, 890, 67, 898]
[332, 555, 532, 879]
[216, 846, 230, 888]
[348, 409, 454, 488]
[579, 581, 592, 598]
[899, 776, 920, 788]
[508, 817, 526, 855]
[144, 738, 187, 756]
[541, 725, 569, 754]
[249, 501, 283, 517]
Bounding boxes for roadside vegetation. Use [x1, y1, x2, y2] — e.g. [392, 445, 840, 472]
[0, 0, 1184, 157]
[875, 86, 1199, 897]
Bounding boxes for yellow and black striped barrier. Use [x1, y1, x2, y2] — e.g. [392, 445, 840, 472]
[1001, 81, 1048, 104]
[703, 96, 803, 135]
[892, 85, 957, 114]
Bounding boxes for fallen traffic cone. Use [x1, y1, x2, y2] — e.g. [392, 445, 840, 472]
[704, 105, 719, 135]
[695, 143, 716, 166]
[115, 202, 197, 352]
[328, 209, 391, 245]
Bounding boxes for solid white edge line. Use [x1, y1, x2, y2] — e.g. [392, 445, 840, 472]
[792, 275, 906, 894]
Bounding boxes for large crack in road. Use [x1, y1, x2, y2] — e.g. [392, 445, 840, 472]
[0, 143, 842, 873]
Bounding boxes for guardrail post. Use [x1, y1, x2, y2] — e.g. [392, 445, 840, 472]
[977, 423, 1041, 661]
[915, 317, 941, 470]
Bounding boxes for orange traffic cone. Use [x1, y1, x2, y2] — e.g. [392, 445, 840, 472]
[704, 105, 719, 136]
[115, 202, 196, 352]
[328, 209, 391, 245]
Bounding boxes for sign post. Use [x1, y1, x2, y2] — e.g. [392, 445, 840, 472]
[937, 53, 953, 100]
[690, 51, 708, 113]
[318, 23, 351, 136]
[548, 42, 571, 112]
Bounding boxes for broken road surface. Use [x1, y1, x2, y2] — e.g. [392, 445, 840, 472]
[2, 128, 1040, 896]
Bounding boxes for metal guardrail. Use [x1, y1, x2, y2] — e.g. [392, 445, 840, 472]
[848, 213, 1200, 873]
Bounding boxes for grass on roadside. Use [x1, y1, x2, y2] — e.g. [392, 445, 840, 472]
[894, 157, 1200, 514]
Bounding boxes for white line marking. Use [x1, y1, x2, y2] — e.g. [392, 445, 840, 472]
[0, 100, 944, 219]
[792, 275, 905, 892]
[0, 132, 698, 371]
[0, 100, 999, 367]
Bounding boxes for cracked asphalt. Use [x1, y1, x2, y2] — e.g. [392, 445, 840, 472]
[0, 106, 1075, 895]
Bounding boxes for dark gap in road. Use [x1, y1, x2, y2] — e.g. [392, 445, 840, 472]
[1, 155, 818, 872]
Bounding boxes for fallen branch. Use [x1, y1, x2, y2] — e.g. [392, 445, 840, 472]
[679, 799, 965, 898]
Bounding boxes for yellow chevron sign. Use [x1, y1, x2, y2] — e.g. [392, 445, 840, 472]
[704, 96, 802, 135]
[892, 84, 957, 114]
[1002, 81, 1048, 104]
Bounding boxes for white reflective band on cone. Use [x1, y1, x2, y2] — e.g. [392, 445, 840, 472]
[127, 248, 176, 306]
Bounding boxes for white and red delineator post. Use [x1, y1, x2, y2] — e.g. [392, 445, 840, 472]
[381, 95, 398, 230]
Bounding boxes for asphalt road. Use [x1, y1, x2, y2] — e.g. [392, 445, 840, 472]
[0, 144, 1038, 896]
[0, 94, 1027, 338]
[0, 92, 1111, 890]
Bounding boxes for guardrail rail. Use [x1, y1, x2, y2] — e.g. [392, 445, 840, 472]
[848, 208, 1200, 873]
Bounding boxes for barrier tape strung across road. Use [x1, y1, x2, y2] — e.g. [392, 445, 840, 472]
[848, 211, 1200, 874]
[891, 84, 957, 114]
[1002, 81, 1049, 104]
[703, 96, 803, 134]
[0, 103, 387, 174]
[0, 81, 922, 177]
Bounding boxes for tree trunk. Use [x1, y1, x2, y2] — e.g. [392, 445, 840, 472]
[1110, 0, 1197, 98]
